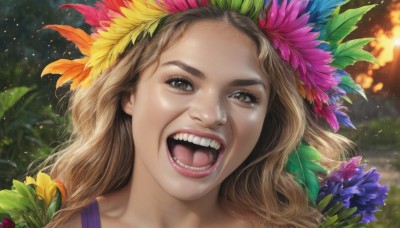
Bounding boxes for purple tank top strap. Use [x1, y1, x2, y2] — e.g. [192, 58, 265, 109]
[81, 200, 101, 228]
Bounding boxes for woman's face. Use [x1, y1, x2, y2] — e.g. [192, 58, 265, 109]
[123, 20, 270, 200]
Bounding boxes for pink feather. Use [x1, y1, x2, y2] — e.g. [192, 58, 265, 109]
[160, 0, 209, 13]
[61, 3, 111, 29]
[314, 105, 339, 132]
[61, 0, 127, 32]
[259, 0, 336, 104]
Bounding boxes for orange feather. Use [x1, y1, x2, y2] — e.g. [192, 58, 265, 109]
[44, 25, 94, 56]
[41, 58, 91, 89]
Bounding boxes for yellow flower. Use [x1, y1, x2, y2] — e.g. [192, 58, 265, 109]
[34, 172, 57, 208]
[24, 176, 36, 185]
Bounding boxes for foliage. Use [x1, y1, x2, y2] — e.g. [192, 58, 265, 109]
[0, 0, 95, 189]
[0, 86, 67, 189]
[340, 118, 400, 150]
[0, 173, 64, 227]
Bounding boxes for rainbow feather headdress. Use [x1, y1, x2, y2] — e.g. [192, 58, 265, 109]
[42, 0, 377, 132]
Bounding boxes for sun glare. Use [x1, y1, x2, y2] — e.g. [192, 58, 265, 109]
[394, 38, 400, 46]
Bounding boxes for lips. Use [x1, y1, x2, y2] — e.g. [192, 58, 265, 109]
[166, 131, 225, 178]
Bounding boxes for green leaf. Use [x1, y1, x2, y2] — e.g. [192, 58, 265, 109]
[339, 75, 367, 100]
[317, 194, 333, 211]
[0, 181, 47, 227]
[343, 214, 362, 225]
[0, 190, 30, 211]
[332, 38, 379, 68]
[321, 5, 376, 46]
[12, 180, 37, 209]
[320, 215, 339, 227]
[46, 188, 62, 222]
[325, 202, 344, 217]
[337, 206, 357, 220]
[0, 206, 10, 219]
[286, 143, 327, 204]
[0, 86, 32, 119]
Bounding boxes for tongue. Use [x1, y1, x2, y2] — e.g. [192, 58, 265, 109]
[172, 144, 214, 167]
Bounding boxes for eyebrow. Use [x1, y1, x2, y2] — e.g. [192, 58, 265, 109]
[163, 60, 205, 79]
[229, 79, 267, 90]
[163, 60, 267, 89]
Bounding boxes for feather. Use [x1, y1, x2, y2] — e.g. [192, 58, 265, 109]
[88, 0, 167, 79]
[41, 59, 91, 89]
[259, 0, 336, 102]
[103, 0, 128, 14]
[44, 25, 93, 56]
[332, 38, 378, 68]
[286, 143, 327, 204]
[314, 104, 339, 132]
[334, 106, 355, 129]
[162, 0, 209, 13]
[210, 0, 263, 21]
[338, 74, 367, 100]
[61, 3, 111, 29]
[320, 5, 376, 46]
[305, 0, 349, 31]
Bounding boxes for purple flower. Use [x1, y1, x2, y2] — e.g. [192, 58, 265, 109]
[317, 156, 389, 224]
[0, 217, 15, 228]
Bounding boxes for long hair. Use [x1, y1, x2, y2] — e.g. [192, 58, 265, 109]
[46, 7, 351, 227]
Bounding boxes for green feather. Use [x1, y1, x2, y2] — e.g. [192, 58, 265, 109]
[332, 38, 379, 68]
[342, 95, 352, 104]
[339, 74, 367, 100]
[210, 0, 263, 21]
[320, 5, 376, 46]
[286, 143, 327, 204]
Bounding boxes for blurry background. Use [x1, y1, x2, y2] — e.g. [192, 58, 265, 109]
[0, 0, 399, 226]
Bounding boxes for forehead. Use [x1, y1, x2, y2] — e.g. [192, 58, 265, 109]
[157, 20, 265, 80]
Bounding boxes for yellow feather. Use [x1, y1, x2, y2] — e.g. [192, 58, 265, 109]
[88, 0, 167, 79]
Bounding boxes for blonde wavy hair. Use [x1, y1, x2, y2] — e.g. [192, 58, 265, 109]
[46, 7, 352, 227]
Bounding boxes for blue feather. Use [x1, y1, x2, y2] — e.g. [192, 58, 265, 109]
[334, 107, 355, 129]
[306, 0, 348, 31]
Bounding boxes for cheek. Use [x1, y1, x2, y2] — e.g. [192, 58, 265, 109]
[231, 108, 266, 158]
[131, 85, 189, 143]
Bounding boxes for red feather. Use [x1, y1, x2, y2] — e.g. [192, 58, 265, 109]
[103, 0, 127, 14]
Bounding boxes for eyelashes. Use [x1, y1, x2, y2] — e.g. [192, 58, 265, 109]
[165, 76, 261, 105]
[228, 91, 260, 104]
[165, 76, 193, 91]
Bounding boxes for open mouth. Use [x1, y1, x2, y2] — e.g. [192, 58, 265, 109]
[167, 132, 224, 173]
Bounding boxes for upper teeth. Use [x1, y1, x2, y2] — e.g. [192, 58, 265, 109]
[172, 133, 221, 150]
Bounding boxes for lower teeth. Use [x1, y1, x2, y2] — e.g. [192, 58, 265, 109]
[173, 157, 212, 171]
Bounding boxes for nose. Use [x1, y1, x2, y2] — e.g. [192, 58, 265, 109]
[188, 91, 228, 128]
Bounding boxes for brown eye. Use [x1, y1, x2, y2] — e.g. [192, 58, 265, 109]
[229, 91, 258, 104]
[166, 78, 193, 91]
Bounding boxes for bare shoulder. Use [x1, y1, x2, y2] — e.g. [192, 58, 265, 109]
[58, 211, 81, 228]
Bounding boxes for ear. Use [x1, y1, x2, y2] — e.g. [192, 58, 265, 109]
[121, 91, 135, 116]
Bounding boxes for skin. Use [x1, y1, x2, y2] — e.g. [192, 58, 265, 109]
[63, 20, 270, 227]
